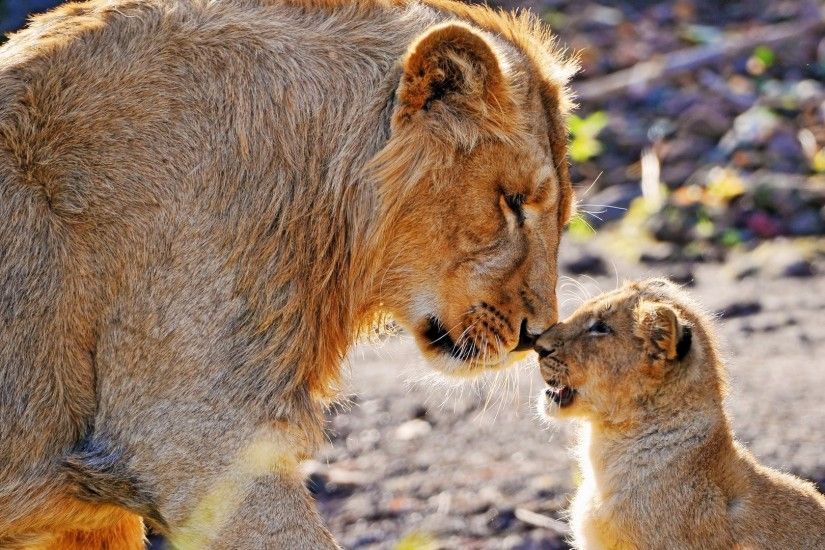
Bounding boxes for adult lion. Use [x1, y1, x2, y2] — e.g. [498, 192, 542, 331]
[0, 0, 575, 547]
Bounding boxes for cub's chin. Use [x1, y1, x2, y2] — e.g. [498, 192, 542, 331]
[539, 383, 579, 418]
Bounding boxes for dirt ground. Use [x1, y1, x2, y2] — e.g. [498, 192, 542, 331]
[311, 240, 825, 549]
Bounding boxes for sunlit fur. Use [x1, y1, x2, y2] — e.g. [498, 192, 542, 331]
[536, 279, 825, 549]
[0, 0, 575, 546]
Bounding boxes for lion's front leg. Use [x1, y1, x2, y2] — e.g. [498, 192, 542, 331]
[188, 475, 339, 550]
[153, 424, 339, 550]
[168, 469, 338, 549]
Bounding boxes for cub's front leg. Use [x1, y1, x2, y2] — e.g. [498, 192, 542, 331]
[570, 482, 633, 550]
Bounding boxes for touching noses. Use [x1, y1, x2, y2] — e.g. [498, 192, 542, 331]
[513, 319, 538, 351]
[515, 293, 557, 351]
[533, 326, 561, 358]
[514, 252, 560, 351]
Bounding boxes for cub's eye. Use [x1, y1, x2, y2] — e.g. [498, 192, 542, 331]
[504, 193, 526, 225]
[587, 319, 611, 335]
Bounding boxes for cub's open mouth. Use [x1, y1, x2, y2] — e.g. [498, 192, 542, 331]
[545, 380, 576, 407]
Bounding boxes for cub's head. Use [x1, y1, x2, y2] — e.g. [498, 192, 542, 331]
[534, 279, 723, 425]
[369, 17, 576, 376]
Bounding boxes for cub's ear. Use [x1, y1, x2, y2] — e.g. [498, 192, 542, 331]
[394, 22, 512, 131]
[635, 301, 691, 363]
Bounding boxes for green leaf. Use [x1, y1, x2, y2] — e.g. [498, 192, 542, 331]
[720, 228, 742, 248]
[812, 149, 825, 173]
[395, 532, 436, 550]
[570, 111, 609, 138]
[570, 135, 603, 162]
[753, 45, 775, 67]
[542, 10, 567, 29]
[566, 214, 596, 239]
[568, 114, 584, 135]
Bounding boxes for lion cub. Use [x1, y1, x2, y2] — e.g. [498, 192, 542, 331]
[535, 278, 825, 549]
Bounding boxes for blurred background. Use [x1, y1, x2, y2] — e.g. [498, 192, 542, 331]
[4, 1, 825, 548]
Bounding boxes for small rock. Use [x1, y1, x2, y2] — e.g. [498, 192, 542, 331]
[409, 404, 428, 420]
[733, 264, 761, 280]
[665, 265, 695, 287]
[504, 533, 569, 550]
[647, 117, 677, 142]
[303, 461, 368, 500]
[731, 106, 780, 146]
[663, 135, 716, 163]
[564, 253, 607, 276]
[663, 90, 702, 115]
[717, 301, 762, 320]
[745, 211, 782, 239]
[345, 428, 381, 453]
[450, 490, 493, 515]
[514, 507, 570, 535]
[788, 210, 824, 236]
[502, 534, 529, 550]
[344, 493, 376, 519]
[782, 259, 816, 278]
[587, 4, 624, 26]
[640, 242, 679, 264]
[681, 103, 731, 138]
[686, 242, 727, 264]
[395, 418, 432, 441]
[731, 149, 764, 170]
[661, 161, 696, 188]
[766, 128, 805, 165]
[306, 472, 355, 500]
[487, 507, 517, 532]
[349, 532, 388, 548]
[647, 206, 696, 244]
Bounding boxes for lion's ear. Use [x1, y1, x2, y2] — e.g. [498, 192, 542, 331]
[635, 301, 690, 363]
[394, 22, 511, 130]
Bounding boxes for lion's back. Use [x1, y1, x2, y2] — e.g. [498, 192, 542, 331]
[0, 0, 276, 516]
[0, 0, 423, 520]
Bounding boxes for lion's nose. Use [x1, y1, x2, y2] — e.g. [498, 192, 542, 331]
[513, 319, 540, 351]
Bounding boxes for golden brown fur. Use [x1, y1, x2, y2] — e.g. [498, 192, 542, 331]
[535, 279, 825, 549]
[0, 0, 575, 546]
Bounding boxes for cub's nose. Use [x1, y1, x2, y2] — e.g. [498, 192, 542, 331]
[533, 324, 560, 357]
[513, 319, 540, 351]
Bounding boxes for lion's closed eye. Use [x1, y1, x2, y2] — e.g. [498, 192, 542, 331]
[503, 192, 526, 225]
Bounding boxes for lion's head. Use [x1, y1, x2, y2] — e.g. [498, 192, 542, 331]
[367, 16, 575, 376]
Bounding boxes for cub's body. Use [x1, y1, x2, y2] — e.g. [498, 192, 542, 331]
[536, 280, 825, 549]
[573, 427, 825, 549]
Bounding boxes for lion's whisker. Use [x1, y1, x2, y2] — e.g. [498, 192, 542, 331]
[558, 281, 589, 305]
[560, 276, 593, 301]
[572, 171, 604, 200]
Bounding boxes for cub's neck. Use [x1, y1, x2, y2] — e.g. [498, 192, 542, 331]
[580, 398, 734, 499]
